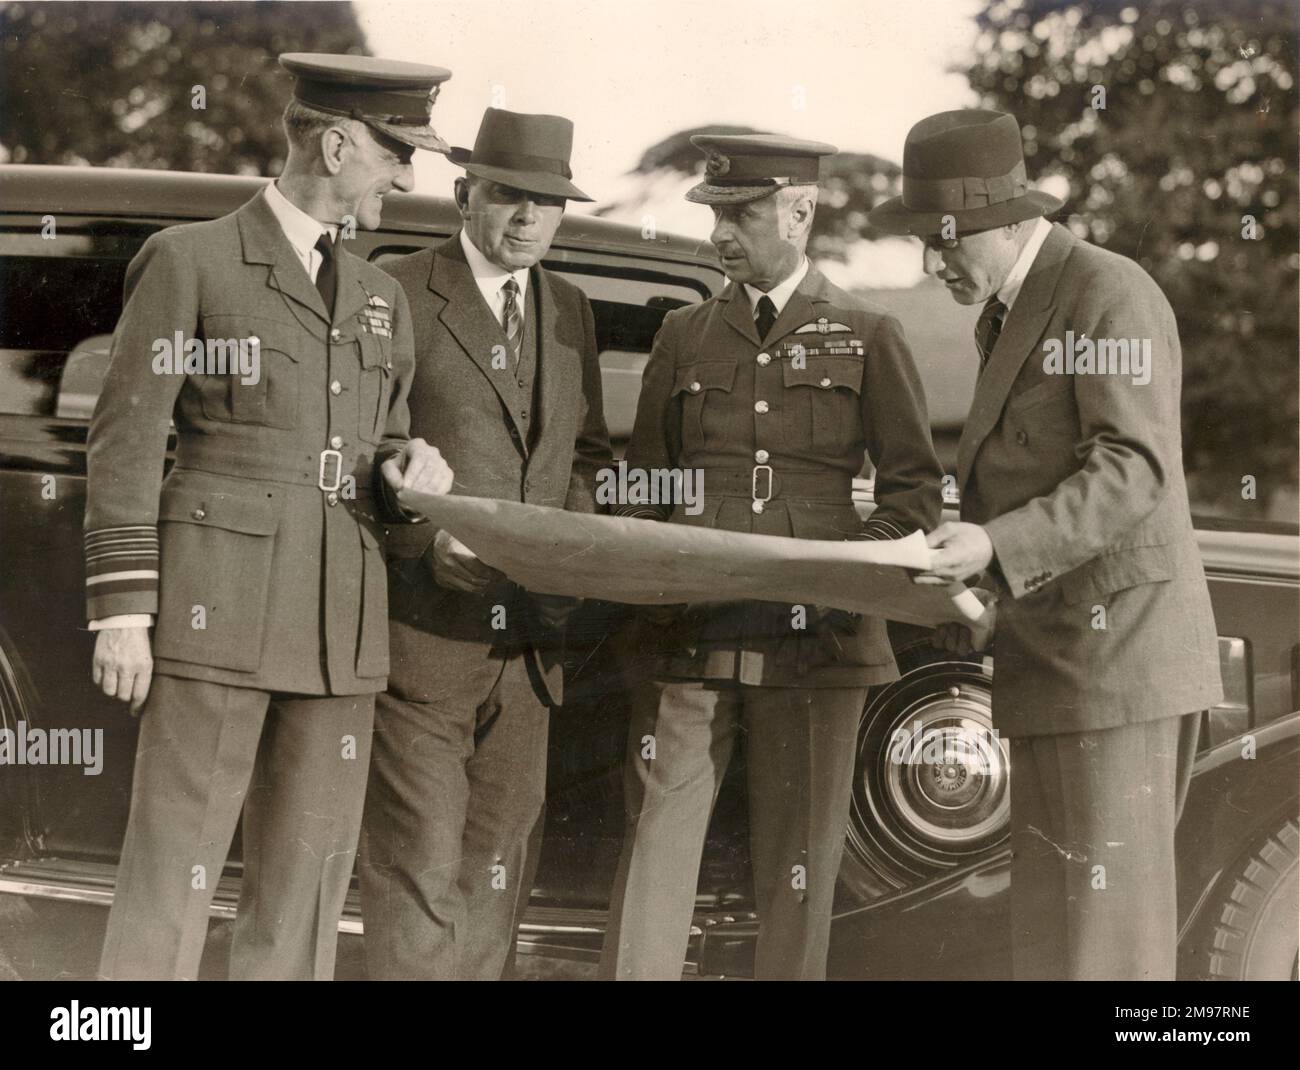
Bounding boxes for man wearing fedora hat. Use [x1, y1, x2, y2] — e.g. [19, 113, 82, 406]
[360, 107, 611, 980]
[599, 134, 944, 980]
[871, 109, 1222, 979]
[88, 53, 456, 980]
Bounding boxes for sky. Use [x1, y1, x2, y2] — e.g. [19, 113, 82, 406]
[355, 0, 985, 210]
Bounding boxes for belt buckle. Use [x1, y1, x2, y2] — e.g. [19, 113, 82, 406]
[751, 464, 773, 504]
[318, 449, 343, 492]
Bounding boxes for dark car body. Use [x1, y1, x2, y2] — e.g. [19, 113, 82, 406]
[1, 165, 1296, 980]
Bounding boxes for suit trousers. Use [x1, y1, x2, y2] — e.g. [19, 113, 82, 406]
[99, 674, 375, 980]
[1009, 712, 1200, 980]
[360, 650, 550, 979]
[600, 678, 865, 980]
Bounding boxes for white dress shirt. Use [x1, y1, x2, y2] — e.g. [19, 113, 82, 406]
[459, 229, 529, 325]
[997, 216, 1052, 313]
[743, 256, 810, 316]
[263, 180, 337, 282]
[89, 182, 336, 633]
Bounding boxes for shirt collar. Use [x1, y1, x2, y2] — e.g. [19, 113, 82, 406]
[264, 181, 335, 258]
[997, 216, 1052, 312]
[459, 229, 529, 300]
[743, 256, 809, 316]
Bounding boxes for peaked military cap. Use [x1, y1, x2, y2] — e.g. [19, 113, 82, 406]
[686, 133, 837, 205]
[279, 52, 452, 153]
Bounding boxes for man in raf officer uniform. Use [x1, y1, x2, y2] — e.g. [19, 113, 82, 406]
[599, 134, 945, 980]
[86, 53, 455, 980]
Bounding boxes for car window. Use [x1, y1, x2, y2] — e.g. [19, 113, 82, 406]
[0, 231, 137, 419]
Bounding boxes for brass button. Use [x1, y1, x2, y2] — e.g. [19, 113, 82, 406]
[330, 380, 342, 395]
[330, 328, 342, 342]
[752, 500, 765, 514]
[754, 449, 770, 463]
[819, 376, 832, 388]
[756, 352, 771, 366]
[326, 492, 339, 507]
[191, 508, 206, 521]
[1016, 430, 1028, 445]
[330, 434, 343, 449]
[690, 381, 702, 393]
[754, 400, 769, 414]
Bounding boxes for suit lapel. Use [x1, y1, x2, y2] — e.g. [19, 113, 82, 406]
[236, 190, 329, 338]
[956, 224, 1075, 489]
[531, 262, 572, 458]
[720, 281, 761, 345]
[428, 234, 529, 447]
[333, 242, 370, 328]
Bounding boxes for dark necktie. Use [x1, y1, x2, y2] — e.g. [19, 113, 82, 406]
[975, 296, 1007, 373]
[501, 277, 523, 366]
[313, 232, 337, 318]
[755, 294, 777, 342]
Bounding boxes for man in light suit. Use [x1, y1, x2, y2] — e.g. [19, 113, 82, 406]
[87, 54, 455, 980]
[870, 109, 1223, 979]
[360, 108, 612, 979]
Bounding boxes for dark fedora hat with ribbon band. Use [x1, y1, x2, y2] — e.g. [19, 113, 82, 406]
[448, 107, 593, 202]
[868, 109, 1063, 236]
[279, 53, 452, 153]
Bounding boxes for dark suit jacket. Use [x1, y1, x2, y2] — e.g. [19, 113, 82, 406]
[85, 189, 417, 695]
[960, 223, 1223, 736]
[382, 233, 611, 706]
[622, 264, 944, 687]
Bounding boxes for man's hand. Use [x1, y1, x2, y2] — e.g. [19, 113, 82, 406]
[92, 626, 153, 716]
[533, 594, 581, 629]
[931, 588, 997, 655]
[382, 438, 454, 502]
[923, 521, 994, 583]
[427, 528, 504, 593]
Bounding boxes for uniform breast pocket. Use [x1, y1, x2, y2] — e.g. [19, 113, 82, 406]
[357, 331, 394, 444]
[671, 361, 737, 450]
[197, 316, 300, 430]
[781, 354, 863, 450]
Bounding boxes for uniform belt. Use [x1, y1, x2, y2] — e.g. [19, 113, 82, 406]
[703, 467, 852, 503]
[173, 438, 376, 496]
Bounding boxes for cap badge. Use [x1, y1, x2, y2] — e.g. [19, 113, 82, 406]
[704, 150, 731, 178]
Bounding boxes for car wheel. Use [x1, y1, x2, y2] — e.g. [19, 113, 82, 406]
[840, 638, 1008, 899]
[1187, 815, 1299, 981]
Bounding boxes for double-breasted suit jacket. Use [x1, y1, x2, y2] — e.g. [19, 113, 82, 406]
[85, 188, 419, 695]
[622, 265, 945, 687]
[958, 223, 1223, 736]
[381, 233, 612, 707]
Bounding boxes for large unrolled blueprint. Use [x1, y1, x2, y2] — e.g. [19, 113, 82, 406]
[401, 492, 986, 627]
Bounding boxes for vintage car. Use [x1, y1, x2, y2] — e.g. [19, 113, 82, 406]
[0, 165, 1296, 980]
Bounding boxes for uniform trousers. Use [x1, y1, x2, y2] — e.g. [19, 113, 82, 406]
[600, 678, 865, 980]
[1008, 712, 1200, 980]
[360, 651, 550, 980]
[99, 674, 375, 980]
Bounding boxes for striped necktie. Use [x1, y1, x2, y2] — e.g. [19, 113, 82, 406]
[501, 277, 523, 365]
[975, 296, 1007, 374]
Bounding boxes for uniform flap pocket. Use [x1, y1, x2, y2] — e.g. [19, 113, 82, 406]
[782, 355, 864, 393]
[1059, 543, 1175, 604]
[359, 330, 391, 370]
[672, 361, 737, 397]
[158, 488, 279, 536]
[201, 315, 301, 362]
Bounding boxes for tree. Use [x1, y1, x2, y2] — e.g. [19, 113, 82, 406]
[962, 0, 1298, 521]
[0, 1, 368, 175]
